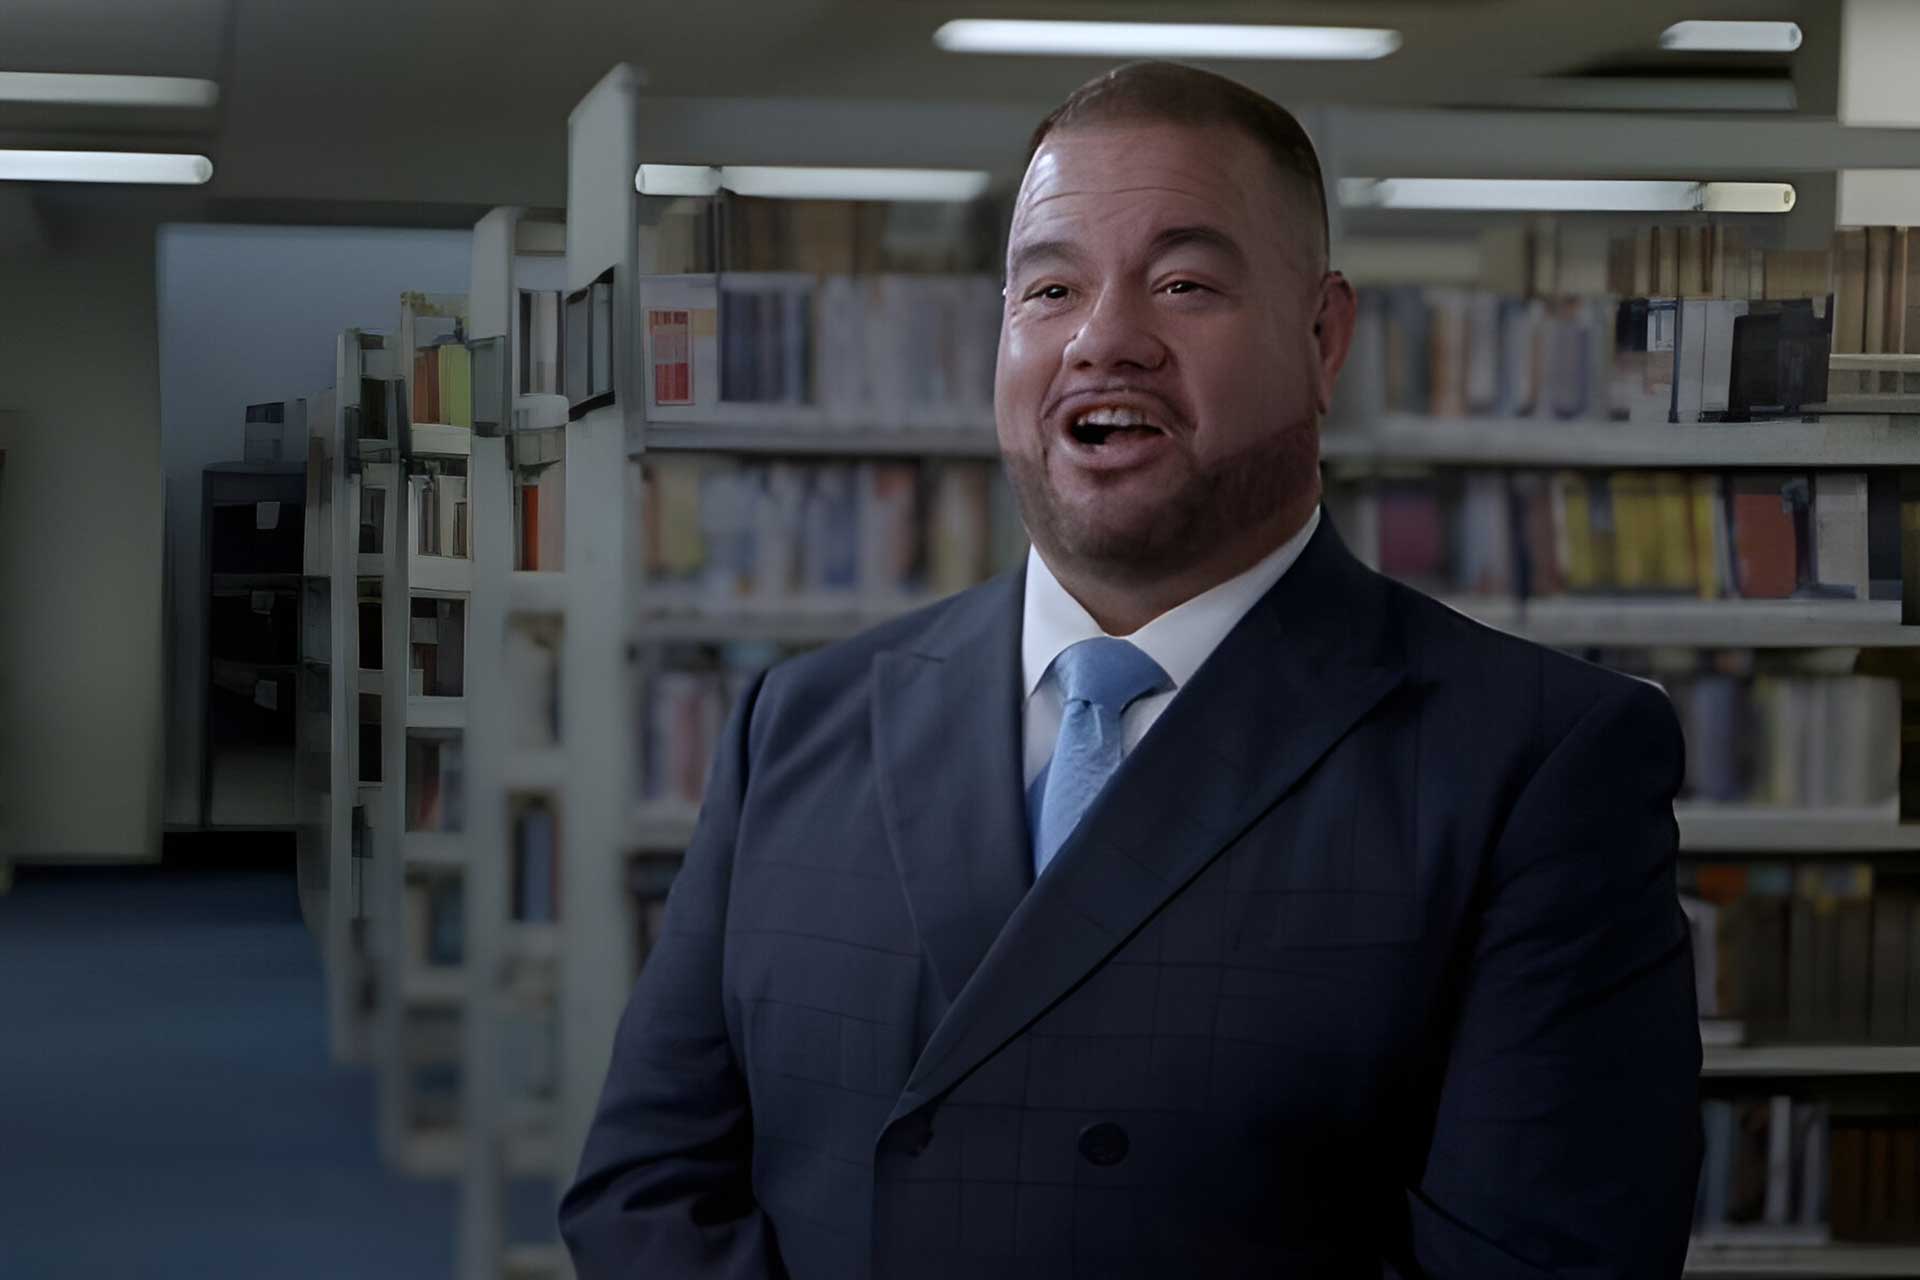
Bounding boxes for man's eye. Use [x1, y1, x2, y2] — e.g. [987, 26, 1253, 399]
[1028, 285, 1070, 302]
[1164, 280, 1207, 295]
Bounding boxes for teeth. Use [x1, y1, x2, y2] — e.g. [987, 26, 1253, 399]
[1074, 406, 1155, 428]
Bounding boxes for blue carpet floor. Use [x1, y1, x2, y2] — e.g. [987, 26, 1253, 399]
[0, 865, 458, 1279]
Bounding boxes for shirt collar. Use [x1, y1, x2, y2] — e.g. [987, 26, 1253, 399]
[1021, 504, 1322, 699]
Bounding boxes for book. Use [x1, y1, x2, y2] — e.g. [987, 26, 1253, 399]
[1730, 475, 1801, 600]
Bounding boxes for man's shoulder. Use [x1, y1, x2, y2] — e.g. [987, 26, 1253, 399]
[757, 571, 1014, 698]
[1377, 572, 1670, 738]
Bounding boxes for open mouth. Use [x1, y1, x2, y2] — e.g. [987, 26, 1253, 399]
[1067, 405, 1167, 446]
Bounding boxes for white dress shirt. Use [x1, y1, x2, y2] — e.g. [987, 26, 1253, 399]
[1021, 505, 1323, 788]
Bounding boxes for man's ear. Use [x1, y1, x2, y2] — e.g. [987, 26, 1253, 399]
[1312, 271, 1358, 417]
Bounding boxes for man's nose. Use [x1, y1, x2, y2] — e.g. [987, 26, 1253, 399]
[1063, 289, 1168, 373]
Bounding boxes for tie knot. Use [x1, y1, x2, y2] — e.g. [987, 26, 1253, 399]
[1051, 637, 1171, 717]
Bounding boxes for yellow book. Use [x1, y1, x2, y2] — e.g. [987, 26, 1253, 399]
[1690, 473, 1722, 599]
[437, 343, 472, 429]
[652, 458, 706, 579]
[1553, 471, 1596, 592]
[1611, 472, 1657, 591]
[1651, 471, 1696, 592]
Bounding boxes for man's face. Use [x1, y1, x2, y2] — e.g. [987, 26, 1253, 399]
[994, 119, 1341, 580]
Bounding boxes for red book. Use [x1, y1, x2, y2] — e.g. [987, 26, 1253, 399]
[1731, 476, 1799, 599]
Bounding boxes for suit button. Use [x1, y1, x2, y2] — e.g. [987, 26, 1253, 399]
[1077, 1121, 1128, 1167]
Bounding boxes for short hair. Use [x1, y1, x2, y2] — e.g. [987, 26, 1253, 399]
[1026, 60, 1329, 269]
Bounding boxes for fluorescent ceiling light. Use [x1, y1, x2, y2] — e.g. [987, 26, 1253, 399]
[637, 163, 990, 202]
[0, 72, 219, 109]
[1339, 178, 1795, 213]
[932, 19, 1401, 61]
[1660, 21, 1802, 53]
[0, 149, 212, 185]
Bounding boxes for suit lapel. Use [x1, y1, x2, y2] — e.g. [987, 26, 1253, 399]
[872, 567, 1034, 1013]
[889, 516, 1408, 1124]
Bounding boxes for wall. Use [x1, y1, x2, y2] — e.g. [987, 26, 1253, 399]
[157, 224, 471, 827]
[0, 215, 167, 861]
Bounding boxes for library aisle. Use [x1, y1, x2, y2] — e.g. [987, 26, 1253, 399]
[0, 862, 458, 1279]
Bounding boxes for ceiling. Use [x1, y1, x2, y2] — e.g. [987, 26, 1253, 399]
[0, 0, 1869, 227]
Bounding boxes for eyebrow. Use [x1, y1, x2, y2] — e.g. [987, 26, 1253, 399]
[1005, 224, 1250, 284]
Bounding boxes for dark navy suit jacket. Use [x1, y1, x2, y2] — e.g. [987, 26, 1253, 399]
[560, 514, 1703, 1278]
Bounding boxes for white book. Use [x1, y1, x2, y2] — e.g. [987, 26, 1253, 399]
[1700, 301, 1749, 416]
[1673, 299, 1710, 423]
[1813, 473, 1870, 600]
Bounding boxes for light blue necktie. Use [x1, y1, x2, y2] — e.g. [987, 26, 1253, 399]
[1029, 637, 1173, 877]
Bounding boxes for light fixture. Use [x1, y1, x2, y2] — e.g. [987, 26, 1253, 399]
[931, 19, 1401, 61]
[637, 163, 991, 202]
[0, 71, 219, 109]
[1339, 178, 1796, 214]
[1659, 21, 1803, 53]
[0, 149, 212, 185]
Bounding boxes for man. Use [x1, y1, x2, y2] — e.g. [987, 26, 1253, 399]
[562, 61, 1702, 1278]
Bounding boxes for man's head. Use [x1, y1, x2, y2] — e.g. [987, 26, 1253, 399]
[994, 61, 1356, 604]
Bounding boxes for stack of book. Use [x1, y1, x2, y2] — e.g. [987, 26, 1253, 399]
[638, 273, 1003, 429]
[1827, 226, 1920, 398]
[1681, 865, 1920, 1044]
[1660, 674, 1901, 807]
[1330, 469, 1895, 604]
[640, 456, 1023, 609]
[1696, 1096, 1829, 1244]
[405, 875, 464, 968]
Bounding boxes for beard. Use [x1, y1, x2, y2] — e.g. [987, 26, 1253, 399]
[1001, 420, 1321, 586]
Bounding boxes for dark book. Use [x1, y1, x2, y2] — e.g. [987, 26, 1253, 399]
[1894, 1124, 1920, 1239]
[1726, 299, 1831, 418]
[1789, 896, 1819, 1040]
[1837, 898, 1875, 1042]
[1833, 1123, 1867, 1240]
[1872, 892, 1912, 1043]
[1871, 472, 1903, 604]
[1728, 1098, 1773, 1223]
[1867, 1126, 1894, 1238]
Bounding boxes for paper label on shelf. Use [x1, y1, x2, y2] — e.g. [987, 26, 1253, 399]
[256, 500, 281, 530]
[251, 590, 274, 614]
[254, 679, 278, 711]
[649, 309, 693, 406]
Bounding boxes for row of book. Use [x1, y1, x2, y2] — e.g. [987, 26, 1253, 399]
[1828, 226, 1920, 397]
[651, 194, 1003, 279]
[1352, 288, 1830, 424]
[409, 597, 466, 699]
[1696, 1096, 1828, 1238]
[1330, 470, 1894, 602]
[1681, 866, 1920, 1044]
[638, 644, 790, 811]
[1660, 675, 1900, 808]
[406, 733, 464, 833]
[639, 457, 1024, 606]
[638, 273, 1003, 428]
[412, 342, 476, 429]
[411, 461, 470, 559]
[404, 874, 464, 969]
